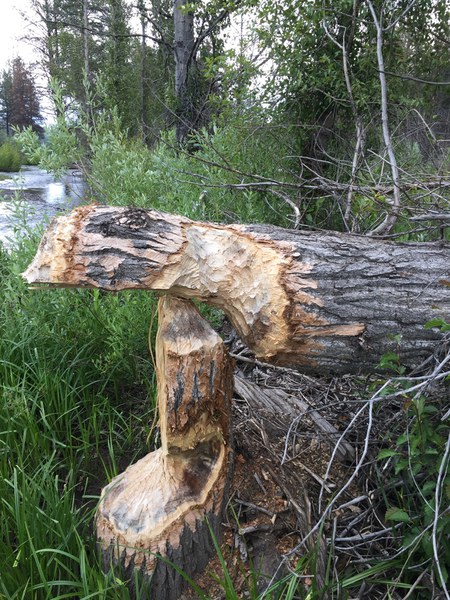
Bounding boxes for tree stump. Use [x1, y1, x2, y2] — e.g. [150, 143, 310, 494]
[21, 205, 450, 596]
[96, 296, 233, 599]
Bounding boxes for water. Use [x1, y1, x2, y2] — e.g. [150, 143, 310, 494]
[0, 165, 86, 249]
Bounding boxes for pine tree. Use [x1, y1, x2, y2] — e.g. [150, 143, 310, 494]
[0, 69, 13, 136]
[9, 58, 44, 135]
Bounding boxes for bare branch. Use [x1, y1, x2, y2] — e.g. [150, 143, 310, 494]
[367, 0, 402, 235]
[384, 0, 418, 32]
[380, 70, 450, 86]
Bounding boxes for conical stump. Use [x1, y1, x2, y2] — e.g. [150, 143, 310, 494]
[96, 296, 233, 599]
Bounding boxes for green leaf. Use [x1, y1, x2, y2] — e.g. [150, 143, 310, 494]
[378, 351, 401, 369]
[424, 318, 450, 332]
[403, 527, 421, 549]
[394, 458, 408, 474]
[378, 448, 398, 460]
[422, 480, 436, 495]
[385, 507, 411, 523]
[421, 532, 433, 558]
[425, 447, 439, 455]
[437, 564, 448, 586]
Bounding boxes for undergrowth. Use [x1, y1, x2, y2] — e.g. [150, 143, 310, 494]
[0, 140, 21, 172]
[375, 333, 450, 598]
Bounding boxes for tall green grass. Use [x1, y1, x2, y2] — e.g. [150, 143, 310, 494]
[0, 227, 158, 598]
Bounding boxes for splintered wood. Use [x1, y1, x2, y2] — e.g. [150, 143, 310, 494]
[21, 205, 450, 599]
[96, 297, 233, 600]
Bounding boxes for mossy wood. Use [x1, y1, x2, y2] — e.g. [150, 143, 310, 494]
[23, 204, 450, 374]
[96, 296, 233, 599]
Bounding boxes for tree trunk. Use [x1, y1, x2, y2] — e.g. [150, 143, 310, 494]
[96, 295, 233, 599]
[138, 0, 148, 143]
[173, 0, 196, 143]
[23, 204, 450, 375]
[82, 0, 90, 84]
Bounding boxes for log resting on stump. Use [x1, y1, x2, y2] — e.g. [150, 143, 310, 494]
[23, 204, 449, 374]
[96, 296, 233, 599]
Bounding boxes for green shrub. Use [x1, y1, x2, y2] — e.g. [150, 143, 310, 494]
[376, 342, 450, 595]
[16, 99, 296, 227]
[0, 140, 21, 172]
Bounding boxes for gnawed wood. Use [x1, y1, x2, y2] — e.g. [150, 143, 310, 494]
[23, 204, 450, 374]
[96, 296, 233, 599]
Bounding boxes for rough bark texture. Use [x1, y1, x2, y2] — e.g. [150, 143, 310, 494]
[96, 296, 233, 600]
[23, 204, 450, 374]
[174, 0, 195, 143]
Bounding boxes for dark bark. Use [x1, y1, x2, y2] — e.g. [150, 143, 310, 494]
[173, 0, 195, 143]
[23, 204, 450, 375]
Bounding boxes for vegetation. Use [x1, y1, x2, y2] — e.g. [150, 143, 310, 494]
[0, 219, 158, 598]
[0, 58, 43, 136]
[0, 139, 21, 171]
[1, 0, 449, 598]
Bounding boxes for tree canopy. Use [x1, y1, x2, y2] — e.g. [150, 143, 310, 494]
[14, 0, 448, 236]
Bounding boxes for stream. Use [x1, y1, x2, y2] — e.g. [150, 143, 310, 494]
[0, 165, 86, 249]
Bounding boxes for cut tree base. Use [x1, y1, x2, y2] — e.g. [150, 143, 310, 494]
[96, 296, 233, 600]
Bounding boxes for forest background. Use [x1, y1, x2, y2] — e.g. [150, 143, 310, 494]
[0, 0, 449, 598]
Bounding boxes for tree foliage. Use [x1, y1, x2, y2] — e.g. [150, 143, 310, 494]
[0, 58, 43, 136]
[19, 0, 450, 236]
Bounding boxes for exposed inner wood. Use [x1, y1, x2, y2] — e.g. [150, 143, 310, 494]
[96, 296, 233, 575]
[23, 204, 450, 374]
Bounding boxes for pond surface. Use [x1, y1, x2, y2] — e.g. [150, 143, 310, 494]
[0, 165, 86, 249]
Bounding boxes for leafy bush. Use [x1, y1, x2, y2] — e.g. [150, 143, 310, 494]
[376, 340, 450, 594]
[17, 99, 296, 227]
[0, 140, 21, 172]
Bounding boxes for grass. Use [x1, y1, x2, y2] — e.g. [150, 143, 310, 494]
[0, 224, 158, 598]
[2, 119, 449, 598]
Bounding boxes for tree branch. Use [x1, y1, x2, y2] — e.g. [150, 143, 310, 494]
[367, 0, 402, 236]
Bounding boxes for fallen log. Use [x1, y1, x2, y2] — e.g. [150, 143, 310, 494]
[96, 296, 233, 599]
[23, 204, 449, 374]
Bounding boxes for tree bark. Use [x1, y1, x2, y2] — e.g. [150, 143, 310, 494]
[23, 204, 450, 375]
[96, 295, 233, 599]
[173, 0, 196, 143]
